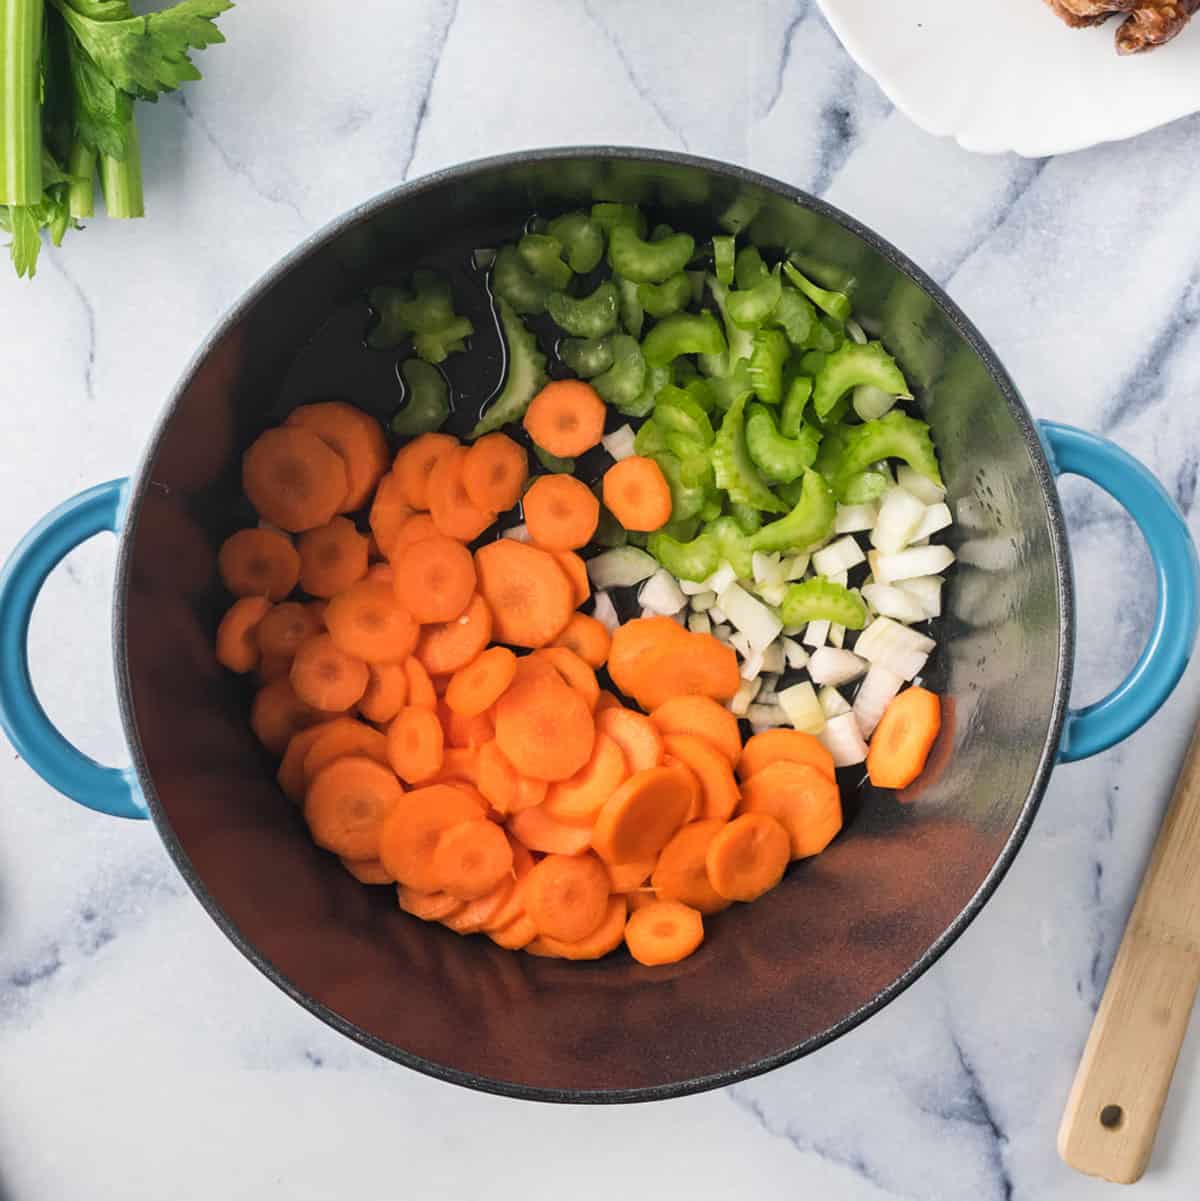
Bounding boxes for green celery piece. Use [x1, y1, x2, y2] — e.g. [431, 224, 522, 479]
[1, 0, 43, 206]
[745, 403, 820, 484]
[618, 363, 668, 419]
[590, 202, 646, 239]
[718, 190, 761, 233]
[617, 276, 643, 337]
[67, 140, 96, 218]
[799, 349, 827, 376]
[713, 395, 787, 515]
[734, 246, 769, 289]
[533, 444, 574, 473]
[517, 232, 572, 290]
[633, 417, 669, 459]
[780, 578, 868, 630]
[642, 311, 726, 368]
[660, 516, 701, 542]
[700, 276, 754, 376]
[683, 377, 717, 412]
[712, 235, 735, 286]
[686, 269, 705, 303]
[558, 336, 613, 379]
[368, 272, 473, 353]
[52, 0, 232, 99]
[545, 280, 619, 338]
[470, 297, 548, 437]
[706, 358, 753, 413]
[780, 375, 812, 438]
[774, 478, 803, 508]
[654, 452, 707, 522]
[491, 244, 548, 315]
[647, 529, 720, 583]
[842, 470, 890, 504]
[728, 503, 762, 536]
[726, 264, 782, 329]
[627, 531, 649, 548]
[783, 261, 852, 323]
[546, 211, 604, 273]
[678, 451, 715, 491]
[393, 359, 450, 435]
[703, 515, 753, 578]
[593, 334, 647, 411]
[665, 431, 703, 463]
[813, 340, 909, 420]
[770, 287, 819, 347]
[99, 112, 142, 217]
[654, 386, 714, 447]
[413, 317, 473, 364]
[748, 328, 789, 405]
[673, 358, 700, 387]
[748, 470, 836, 554]
[826, 410, 942, 501]
[699, 494, 723, 522]
[608, 223, 695, 284]
[650, 222, 674, 242]
[820, 313, 846, 350]
[592, 485, 628, 548]
[637, 272, 691, 319]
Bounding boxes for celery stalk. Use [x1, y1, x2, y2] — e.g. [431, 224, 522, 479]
[1, 0, 44, 206]
[100, 114, 143, 218]
[67, 138, 95, 218]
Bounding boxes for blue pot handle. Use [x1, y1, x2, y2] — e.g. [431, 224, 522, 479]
[0, 479, 147, 818]
[1040, 422, 1199, 762]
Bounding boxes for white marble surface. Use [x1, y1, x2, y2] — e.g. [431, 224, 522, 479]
[2, 2, 1200, 1198]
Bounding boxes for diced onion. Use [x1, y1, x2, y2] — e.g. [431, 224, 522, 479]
[761, 640, 785, 674]
[834, 503, 878, 535]
[812, 535, 866, 576]
[896, 465, 945, 505]
[591, 590, 620, 633]
[718, 582, 783, 652]
[752, 551, 785, 587]
[711, 622, 733, 643]
[818, 685, 851, 718]
[803, 619, 829, 649]
[819, 712, 869, 767]
[688, 612, 711, 636]
[825, 570, 848, 588]
[855, 616, 934, 680]
[639, 568, 687, 615]
[873, 545, 956, 585]
[601, 424, 637, 461]
[740, 649, 765, 680]
[852, 384, 897, 421]
[729, 629, 753, 659]
[587, 547, 659, 589]
[781, 637, 809, 669]
[689, 589, 717, 612]
[709, 605, 728, 626]
[828, 622, 845, 649]
[501, 523, 531, 543]
[871, 487, 928, 554]
[852, 664, 903, 738]
[778, 681, 824, 734]
[782, 553, 811, 580]
[679, 576, 713, 596]
[704, 562, 739, 595]
[808, 647, 868, 687]
[896, 575, 943, 619]
[861, 582, 928, 625]
[758, 581, 787, 608]
[728, 677, 762, 717]
[845, 319, 868, 345]
[912, 502, 952, 543]
[748, 703, 787, 732]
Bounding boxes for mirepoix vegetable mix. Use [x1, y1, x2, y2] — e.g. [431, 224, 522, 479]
[0, 0, 233, 279]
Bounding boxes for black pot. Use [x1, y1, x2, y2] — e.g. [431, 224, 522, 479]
[1, 149, 1196, 1103]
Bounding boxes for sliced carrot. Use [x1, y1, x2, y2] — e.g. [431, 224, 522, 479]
[368, 470, 414, 557]
[393, 432, 459, 511]
[651, 819, 731, 915]
[590, 764, 692, 864]
[256, 601, 322, 660]
[661, 733, 739, 821]
[461, 432, 529, 513]
[341, 857, 394, 884]
[606, 857, 655, 893]
[474, 540, 575, 649]
[403, 657, 437, 710]
[651, 696, 742, 765]
[397, 885, 463, 922]
[523, 852, 611, 942]
[867, 687, 942, 790]
[257, 653, 293, 683]
[218, 527, 300, 600]
[553, 550, 590, 608]
[434, 747, 481, 786]
[431, 819, 514, 900]
[543, 733, 628, 825]
[442, 876, 515, 933]
[304, 755, 404, 859]
[481, 840, 536, 931]
[445, 705, 494, 750]
[527, 894, 628, 961]
[523, 378, 607, 458]
[523, 474, 599, 552]
[552, 612, 610, 668]
[378, 782, 486, 891]
[391, 534, 476, 624]
[366, 562, 393, 584]
[739, 760, 843, 860]
[624, 900, 704, 966]
[297, 516, 369, 598]
[387, 705, 445, 783]
[216, 596, 272, 673]
[389, 512, 439, 552]
[303, 720, 390, 781]
[507, 804, 592, 855]
[277, 721, 336, 802]
[627, 632, 741, 713]
[663, 755, 704, 823]
[416, 593, 493, 675]
[476, 739, 520, 815]
[445, 646, 517, 717]
[597, 707, 664, 773]
[489, 912, 538, 950]
[626, 889, 658, 914]
[307, 599, 328, 627]
[325, 577, 420, 664]
[429, 444, 496, 542]
[737, 728, 836, 784]
[287, 401, 388, 512]
[515, 773, 549, 813]
[536, 645, 600, 711]
[602, 456, 672, 532]
[595, 689, 623, 715]
[494, 665, 595, 781]
[251, 678, 322, 754]
[358, 659, 409, 724]
[242, 426, 349, 533]
[607, 616, 690, 701]
[705, 813, 790, 902]
[290, 633, 369, 712]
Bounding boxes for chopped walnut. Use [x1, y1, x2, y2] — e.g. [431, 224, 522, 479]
[1043, 0, 1197, 50]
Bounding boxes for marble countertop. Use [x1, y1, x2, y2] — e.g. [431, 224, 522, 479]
[3, 2, 1200, 1198]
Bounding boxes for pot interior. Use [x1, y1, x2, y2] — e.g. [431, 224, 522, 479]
[118, 151, 1067, 1100]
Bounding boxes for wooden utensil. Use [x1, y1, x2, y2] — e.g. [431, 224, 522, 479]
[1059, 723, 1200, 1183]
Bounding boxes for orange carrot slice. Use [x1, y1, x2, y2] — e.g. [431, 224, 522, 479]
[403, 657, 437, 710]
[416, 593, 493, 675]
[507, 804, 592, 856]
[590, 764, 692, 864]
[527, 895, 628, 961]
[705, 813, 790, 902]
[303, 720, 390, 781]
[597, 707, 664, 772]
[251, 678, 322, 754]
[377, 782, 486, 891]
[602, 456, 673, 532]
[542, 733, 628, 825]
[429, 444, 496, 542]
[461, 433, 529, 512]
[216, 596, 272, 674]
[287, 401, 388, 512]
[624, 900, 704, 966]
[368, 470, 413, 557]
[393, 432, 459, 511]
[387, 705, 445, 783]
[218, 527, 300, 600]
[445, 646, 517, 717]
[358, 659, 410, 724]
[325, 577, 420, 664]
[523, 474, 599, 552]
[290, 633, 369, 711]
[242, 426, 348, 533]
[257, 601, 322, 660]
[523, 852, 610, 942]
[474, 540, 575, 649]
[493, 664, 595, 782]
[431, 819, 514, 900]
[304, 755, 404, 859]
[340, 857, 394, 884]
[651, 819, 731, 915]
[651, 696, 742, 764]
[391, 534, 477, 624]
[553, 550, 590, 608]
[552, 612, 610, 668]
[867, 687, 942, 790]
[737, 728, 836, 784]
[523, 379, 607, 458]
[739, 760, 842, 859]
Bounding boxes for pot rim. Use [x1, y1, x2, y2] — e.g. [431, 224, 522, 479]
[112, 145, 1074, 1104]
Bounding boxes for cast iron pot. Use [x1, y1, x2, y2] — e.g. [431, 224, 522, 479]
[2, 149, 1197, 1103]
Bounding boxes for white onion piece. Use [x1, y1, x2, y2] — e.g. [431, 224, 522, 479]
[740, 649, 765, 681]
[834, 503, 878, 535]
[718, 583, 783, 652]
[845, 319, 868, 345]
[803, 619, 830, 649]
[818, 685, 852, 717]
[871, 487, 928, 554]
[727, 677, 762, 717]
[748, 703, 788, 732]
[782, 553, 811, 581]
[861, 582, 928, 625]
[591, 590, 620, 633]
[808, 647, 868, 687]
[711, 622, 733, 644]
[825, 570, 849, 588]
[896, 575, 943, 619]
[896, 465, 945, 505]
[752, 551, 785, 587]
[873, 545, 956, 584]
[679, 576, 713, 596]
[501, 523, 531, 543]
[782, 637, 809, 669]
[708, 605, 728, 626]
[778, 681, 825, 734]
[639, 569, 687, 615]
[729, 629, 753, 659]
[855, 616, 934, 680]
[587, 547, 658, 589]
[761, 640, 785, 674]
[758, 581, 787, 608]
[703, 562, 739, 595]
[912, 502, 952, 543]
[819, 712, 869, 767]
[829, 622, 846, 649]
[813, 535, 866, 576]
[601, 424, 637, 461]
[852, 664, 903, 739]
[852, 384, 896, 421]
[689, 589, 717, 612]
[687, 612, 711, 636]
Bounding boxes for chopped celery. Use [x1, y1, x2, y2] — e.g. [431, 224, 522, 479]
[517, 233, 572, 289]
[413, 318, 473, 364]
[666, 430, 705, 462]
[734, 246, 770, 289]
[770, 287, 820, 347]
[592, 334, 647, 411]
[748, 470, 836, 553]
[729, 503, 763, 536]
[683, 378, 717, 412]
[648, 529, 720, 582]
[799, 349, 827, 376]
[783, 262, 852, 323]
[637, 272, 692, 319]
[780, 578, 867, 629]
[705, 359, 754, 412]
[718, 190, 761, 234]
[713, 395, 787, 515]
[608, 223, 696, 283]
[534, 444, 574, 473]
[813, 341, 909, 420]
[780, 375, 813, 438]
[703, 514, 754, 578]
[842, 471, 890, 504]
[491, 244, 548, 315]
[727, 264, 782, 329]
[545, 280, 619, 338]
[745, 403, 820, 483]
[660, 515, 702, 542]
[700, 494, 723, 522]
[642, 311, 726, 367]
[824, 410, 942, 501]
[393, 359, 450, 435]
[470, 298, 548, 437]
[633, 418, 670, 459]
[546, 211, 604, 273]
[700, 276, 754, 377]
[368, 271, 474, 359]
[618, 276, 644, 337]
[619, 363, 669, 419]
[713, 235, 735, 286]
[650, 222, 675, 242]
[654, 387, 714, 447]
[558, 336, 613, 378]
[590, 202, 647, 239]
[748, 328, 789, 405]
[654, 452, 709, 522]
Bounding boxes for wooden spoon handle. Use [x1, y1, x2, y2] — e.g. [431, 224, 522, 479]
[1058, 724, 1200, 1184]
